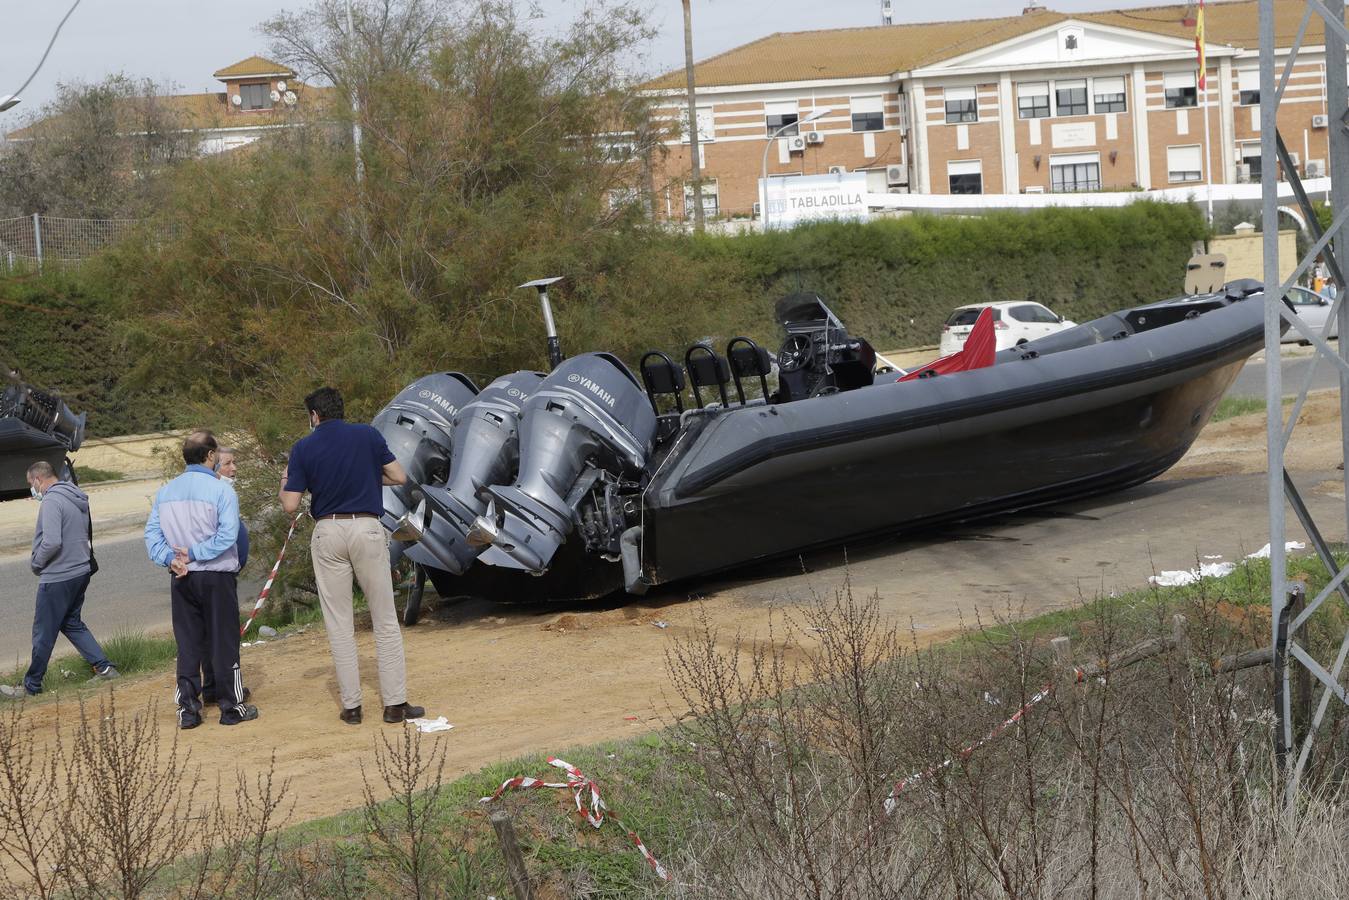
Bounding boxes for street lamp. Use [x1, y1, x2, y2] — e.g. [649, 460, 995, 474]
[759, 107, 833, 232]
[0, 96, 20, 112]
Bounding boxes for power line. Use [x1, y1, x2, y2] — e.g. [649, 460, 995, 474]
[4, 0, 83, 104]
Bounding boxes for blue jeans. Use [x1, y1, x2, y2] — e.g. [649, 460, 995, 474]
[25, 574, 109, 694]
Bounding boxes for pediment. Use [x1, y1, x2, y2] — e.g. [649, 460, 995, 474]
[920, 19, 1212, 73]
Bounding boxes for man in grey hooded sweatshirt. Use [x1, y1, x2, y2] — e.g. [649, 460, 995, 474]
[20, 460, 119, 695]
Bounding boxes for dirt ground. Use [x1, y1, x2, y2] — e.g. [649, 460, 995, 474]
[1164, 390, 1347, 481]
[6, 392, 1344, 835]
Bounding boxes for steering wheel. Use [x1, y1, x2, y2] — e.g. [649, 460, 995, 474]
[778, 333, 814, 372]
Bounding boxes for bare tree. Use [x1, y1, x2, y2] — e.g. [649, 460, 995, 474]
[0, 75, 195, 217]
[257, 0, 457, 89]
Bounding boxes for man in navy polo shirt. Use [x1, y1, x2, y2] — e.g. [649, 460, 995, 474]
[279, 387, 424, 726]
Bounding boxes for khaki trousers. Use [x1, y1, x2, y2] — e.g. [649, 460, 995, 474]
[310, 517, 407, 710]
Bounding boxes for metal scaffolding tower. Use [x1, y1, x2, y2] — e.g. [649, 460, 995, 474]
[1261, 0, 1349, 805]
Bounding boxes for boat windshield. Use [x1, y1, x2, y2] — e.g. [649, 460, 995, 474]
[946, 307, 1001, 327]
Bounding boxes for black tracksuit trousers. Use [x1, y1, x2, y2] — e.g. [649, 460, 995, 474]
[170, 571, 245, 723]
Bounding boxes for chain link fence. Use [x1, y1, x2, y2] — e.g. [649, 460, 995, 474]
[0, 215, 167, 272]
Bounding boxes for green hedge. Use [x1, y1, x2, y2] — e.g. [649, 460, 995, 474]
[0, 273, 184, 437]
[687, 200, 1208, 350]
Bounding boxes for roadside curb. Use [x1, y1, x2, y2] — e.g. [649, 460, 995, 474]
[0, 513, 148, 557]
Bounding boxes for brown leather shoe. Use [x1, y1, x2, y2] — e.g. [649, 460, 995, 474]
[339, 706, 362, 725]
[382, 702, 425, 724]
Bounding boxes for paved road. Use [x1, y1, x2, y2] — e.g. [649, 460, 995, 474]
[0, 531, 259, 669]
[699, 469, 1344, 627]
[1229, 345, 1344, 397]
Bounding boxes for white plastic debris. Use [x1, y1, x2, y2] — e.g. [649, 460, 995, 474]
[406, 716, 454, 734]
[653, 620, 669, 629]
[1246, 541, 1307, 559]
[1149, 561, 1236, 587]
[258, 625, 278, 638]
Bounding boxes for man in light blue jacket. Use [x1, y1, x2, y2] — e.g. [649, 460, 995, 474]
[15, 460, 119, 696]
[145, 430, 258, 729]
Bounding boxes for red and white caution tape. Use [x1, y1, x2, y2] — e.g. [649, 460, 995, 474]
[883, 683, 1055, 815]
[240, 514, 304, 638]
[480, 756, 671, 882]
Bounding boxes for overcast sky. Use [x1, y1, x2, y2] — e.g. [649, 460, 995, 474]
[0, 0, 1169, 116]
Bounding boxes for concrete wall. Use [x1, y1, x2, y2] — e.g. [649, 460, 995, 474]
[1209, 229, 1298, 285]
[70, 431, 186, 478]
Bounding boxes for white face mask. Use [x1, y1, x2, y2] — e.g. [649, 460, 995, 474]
[30, 486, 42, 501]
[221, 475, 236, 485]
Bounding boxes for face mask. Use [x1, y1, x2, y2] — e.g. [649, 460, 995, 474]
[30, 486, 42, 501]
[221, 475, 236, 486]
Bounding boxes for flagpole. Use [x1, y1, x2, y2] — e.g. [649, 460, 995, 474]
[1197, 0, 1213, 223]
[1202, 78, 1214, 223]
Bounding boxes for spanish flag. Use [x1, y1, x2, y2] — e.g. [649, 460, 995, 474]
[1195, 0, 1207, 90]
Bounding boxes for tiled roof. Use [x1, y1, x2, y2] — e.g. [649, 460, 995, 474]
[212, 56, 295, 79]
[4, 85, 334, 140]
[644, 1, 1314, 90]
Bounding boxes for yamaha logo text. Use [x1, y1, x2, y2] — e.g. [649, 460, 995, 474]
[566, 373, 616, 407]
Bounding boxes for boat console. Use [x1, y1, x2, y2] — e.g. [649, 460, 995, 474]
[772, 293, 876, 402]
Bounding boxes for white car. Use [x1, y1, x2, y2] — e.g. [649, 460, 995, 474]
[939, 301, 1076, 356]
[1283, 286, 1339, 343]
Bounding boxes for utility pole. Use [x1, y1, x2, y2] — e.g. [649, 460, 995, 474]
[345, 0, 365, 182]
[681, 0, 704, 232]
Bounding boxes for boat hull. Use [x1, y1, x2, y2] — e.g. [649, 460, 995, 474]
[638, 297, 1263, 586]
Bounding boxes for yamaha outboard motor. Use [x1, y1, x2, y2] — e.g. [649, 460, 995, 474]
[410, 370, 545, 574]
[371, 372, 479, 542]
[474, 353, 657, 575]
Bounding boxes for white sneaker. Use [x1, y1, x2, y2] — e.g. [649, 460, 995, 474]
[93, 665, 121, 681]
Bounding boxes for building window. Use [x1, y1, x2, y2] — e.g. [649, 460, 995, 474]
[1164, 72, 1197, 109]
[1050, 153, 1101, 192]
[947, 159, 982, 194]
[682, 107, 715, 144]
[850, 95, 884, 132]
[1093, 76, 1127, 113]
[1167, 145, 1204, 183]
[607, 187, 640, 211]
[683, 180, 719, 219]
[944, 86, 977, 124]
[1237, 69, 1259, 106]
[765, 101, 799, 137]
[1017, 82, 1050, 119]
[1238, 142, 1261, 181]
[238, 82, 272, 110]
[1055, 79, 1088, 116]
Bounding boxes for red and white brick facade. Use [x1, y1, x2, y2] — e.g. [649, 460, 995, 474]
[645, 3, 1331, 221]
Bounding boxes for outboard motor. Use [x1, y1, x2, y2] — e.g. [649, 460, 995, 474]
[371, 372, 479, 542]
[474, 353, 657, 575]
[410, 370, 545, 574]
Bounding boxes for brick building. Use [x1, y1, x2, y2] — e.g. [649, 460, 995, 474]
[645, 1, 1331, 221]
[5, 55, 329, 155]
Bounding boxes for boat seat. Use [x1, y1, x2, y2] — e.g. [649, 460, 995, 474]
[726, 337, 772, 405]
[684, 344, 731, 408]
[640, 350, 686, 413]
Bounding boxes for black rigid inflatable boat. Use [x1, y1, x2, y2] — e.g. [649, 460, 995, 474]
[373, 281, 1269, 612]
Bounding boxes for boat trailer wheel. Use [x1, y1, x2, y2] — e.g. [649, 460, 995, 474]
[402, 563, 428, 626]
